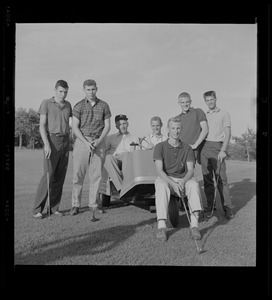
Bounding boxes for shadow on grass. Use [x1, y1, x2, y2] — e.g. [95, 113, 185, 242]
[15, 218, 156, 265]
[168, 178, 256, 247]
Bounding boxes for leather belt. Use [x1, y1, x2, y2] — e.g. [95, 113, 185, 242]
[84, 134, 100, 139]
[49, 133, 69, 137]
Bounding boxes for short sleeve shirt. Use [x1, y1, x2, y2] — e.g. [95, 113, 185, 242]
[105, 132, 139, 155]
[72, 97, 111, 137]
[206, 108, 231, 142]
[153, 139, 195, 179]
[141, 133, 167, 149]
[175, 107, 207, 145]
[38, 97, 72, 135]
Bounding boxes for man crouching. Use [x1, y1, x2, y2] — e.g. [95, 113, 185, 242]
[153, 117, 203, 242]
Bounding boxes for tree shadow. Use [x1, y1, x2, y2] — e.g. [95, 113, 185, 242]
[15, 218, 156, 265]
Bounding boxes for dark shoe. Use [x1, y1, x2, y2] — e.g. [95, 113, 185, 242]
[33, 212, 43, 219]
[70, 207, 79, 216]
[224, 207, 234, 219]
[204, 206, 216, 212]
[191, 227, 202, 240]
[156, 228, 167, 242]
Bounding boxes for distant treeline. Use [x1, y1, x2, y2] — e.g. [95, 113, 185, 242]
[15, 107, 256, 161]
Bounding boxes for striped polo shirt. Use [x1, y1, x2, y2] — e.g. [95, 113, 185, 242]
[72, 97, 111, 137]
[38, 97, 72, 135]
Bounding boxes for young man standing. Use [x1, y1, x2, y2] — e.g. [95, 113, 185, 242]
[33, 80, 72, 219]
[70, 79, 111, 216]
[175, 92, 208, 164]
[141, 116, 167, 150]
[153, 117, 203, 242]
[201, 91, 234, 219]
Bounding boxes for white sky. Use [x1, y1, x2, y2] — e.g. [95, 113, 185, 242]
[15, 23, 257, 138]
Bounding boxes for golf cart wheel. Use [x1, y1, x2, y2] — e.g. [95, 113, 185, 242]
[168, 195, 179, 228]
[100, 193, 111, 207]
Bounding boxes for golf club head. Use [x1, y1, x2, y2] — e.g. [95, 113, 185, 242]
[197, 247, 205, 254]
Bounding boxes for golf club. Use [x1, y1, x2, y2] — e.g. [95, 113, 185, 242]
[180, 190, 204, 254]
[205, 160, 222, 221]
[46, 158, 51, 220]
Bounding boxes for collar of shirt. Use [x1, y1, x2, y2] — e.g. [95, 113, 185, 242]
[166, 139, 183, 149]
[84, 97, 98, 105]
[150, 133, 163, 138]
[50, 97, 67, 106]
[207, 107, 220, 114]
[116, 132, 131, 138]
[180, 107, 194, 115]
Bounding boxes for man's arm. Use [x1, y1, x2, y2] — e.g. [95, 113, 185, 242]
[190, 120, 209, 149]
[72, 116, 93, 151]
[218, 126, 231, 162]
[39, 115, 51, 159]
[95, 117, 111, 148]
[154, 159, 181, 197]
[177, 161, 194, 192]
[69, 117, 72, 129]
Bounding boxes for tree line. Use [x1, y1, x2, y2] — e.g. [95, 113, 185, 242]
[15, 107, 256, 161]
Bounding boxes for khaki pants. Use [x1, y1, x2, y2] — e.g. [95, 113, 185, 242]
[71, 137, 105, 208]
[103, 153, 128, 191]
[155, 176, 202, 222]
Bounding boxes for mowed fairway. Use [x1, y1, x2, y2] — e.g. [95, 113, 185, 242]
[15, 150, 256, 266]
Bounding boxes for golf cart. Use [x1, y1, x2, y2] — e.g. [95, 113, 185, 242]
[99, 149, 182, 228]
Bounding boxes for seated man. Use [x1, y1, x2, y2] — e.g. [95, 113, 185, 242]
[153, 116, 202, 242]
[140, 116, 167, 150]
[103, 114, 139, 192]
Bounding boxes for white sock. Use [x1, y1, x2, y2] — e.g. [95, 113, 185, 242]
[158, 219, 166, 229]
[190, 212, 199, 228]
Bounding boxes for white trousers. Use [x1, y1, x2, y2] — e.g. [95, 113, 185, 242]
[155, 176, 202, 224]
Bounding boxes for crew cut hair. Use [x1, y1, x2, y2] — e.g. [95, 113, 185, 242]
[150, 116, 163, 126]
[203, 91, 216, 98]
[167, 116, 182, 128]
[178, 92, 191, 99]
[55, 80, 69, 89]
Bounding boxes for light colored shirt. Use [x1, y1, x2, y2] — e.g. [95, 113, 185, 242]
[141, 133, 167, 149]
[105, 132, 139, 156]
[206, 107, 231, 142]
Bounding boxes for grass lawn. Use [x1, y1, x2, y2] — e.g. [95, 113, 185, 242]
[14, 150, 256, 266]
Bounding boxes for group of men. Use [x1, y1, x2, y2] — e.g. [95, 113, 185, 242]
[32, 79, 234, 243]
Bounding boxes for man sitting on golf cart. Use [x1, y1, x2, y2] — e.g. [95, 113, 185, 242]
[140, 116, 167, 150]
[102, 114, 139, 195]
[153, 116, 203, 242]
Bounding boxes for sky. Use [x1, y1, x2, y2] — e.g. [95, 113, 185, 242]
[15, 23, 257, 139]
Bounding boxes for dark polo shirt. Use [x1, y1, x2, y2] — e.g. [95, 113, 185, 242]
[38, 97, 72, 135]
[153, 139, 195, 179]
[175, 107, 207, 145]
[72, 97, 111, 137]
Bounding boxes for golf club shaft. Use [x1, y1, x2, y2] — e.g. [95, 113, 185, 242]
[207, 161, 222, 219]
[180, 192, 202, 253]
[47, 158, 51, 218]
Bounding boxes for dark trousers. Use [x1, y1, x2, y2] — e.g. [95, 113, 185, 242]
[200, 140, 232, 210]
[33, 135, 70, 214]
